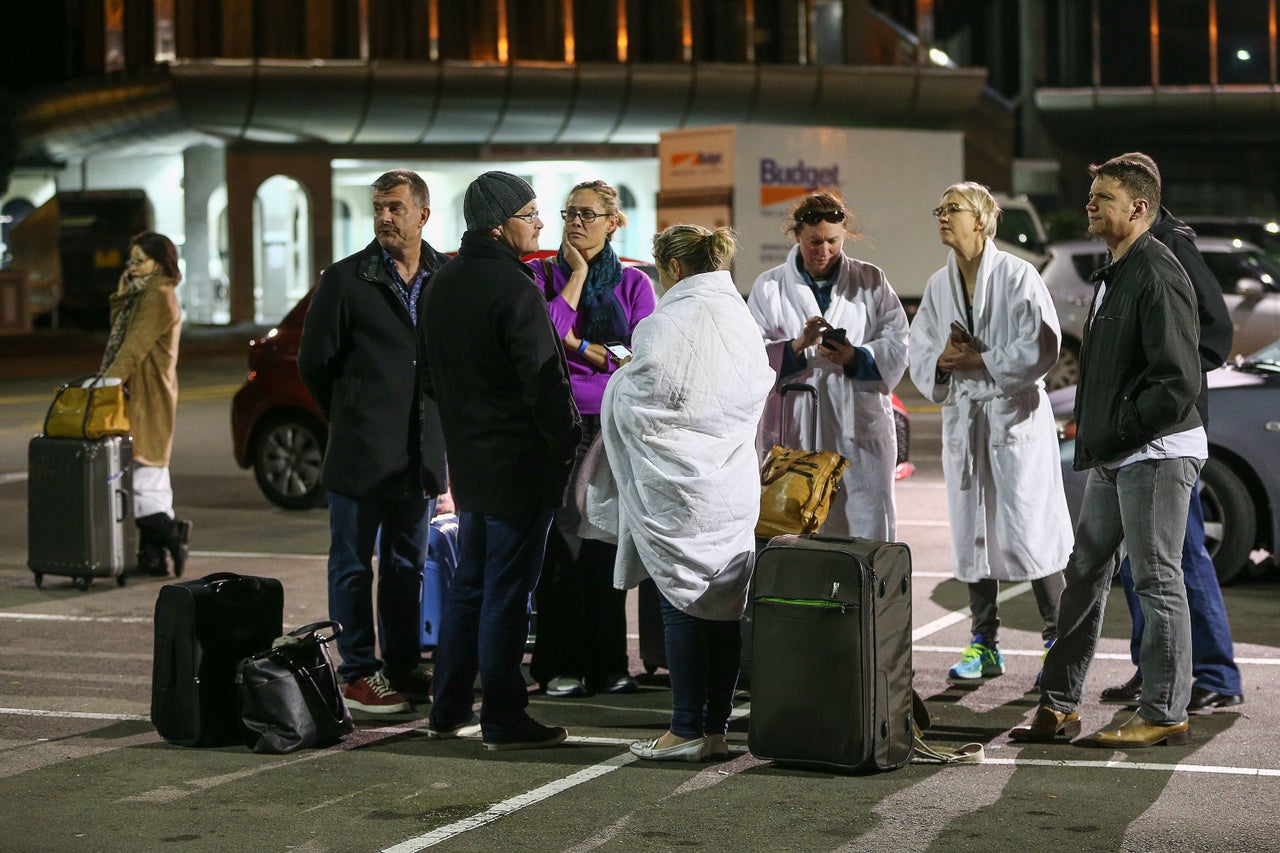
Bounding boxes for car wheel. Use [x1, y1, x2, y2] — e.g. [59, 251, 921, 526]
[1045, 337, 1081, 392]
[251, 413, 328, 510]
[1199, 457, 1256, 585]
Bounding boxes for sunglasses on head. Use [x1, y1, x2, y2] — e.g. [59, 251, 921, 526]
[795, 209, 846, 225]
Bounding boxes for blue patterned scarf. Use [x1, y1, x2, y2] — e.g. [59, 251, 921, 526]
[559, 242, 631, 344]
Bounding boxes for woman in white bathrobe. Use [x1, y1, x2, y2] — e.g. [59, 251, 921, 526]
[747, 191, 910, 541]
[907, 182, 1072, 685]
[601, 224, 774, 763]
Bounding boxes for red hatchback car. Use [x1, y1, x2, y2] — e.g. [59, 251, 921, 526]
[231, 252, 911, 508]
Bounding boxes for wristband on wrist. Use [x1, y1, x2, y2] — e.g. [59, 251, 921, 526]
[577, 339, 590, 356]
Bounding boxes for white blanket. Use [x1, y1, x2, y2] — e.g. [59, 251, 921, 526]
[598, 270, 775, 621]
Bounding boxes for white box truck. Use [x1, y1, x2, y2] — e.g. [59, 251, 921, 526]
[656, 124, 965, 310]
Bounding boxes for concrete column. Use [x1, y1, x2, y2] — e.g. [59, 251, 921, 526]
[181, 144, 224, 323]
[224, 146, 333, 325]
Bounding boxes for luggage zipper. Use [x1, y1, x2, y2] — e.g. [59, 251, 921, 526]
[758, 596, 847, 610]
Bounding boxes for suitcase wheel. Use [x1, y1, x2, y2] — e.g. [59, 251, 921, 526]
[75, 576, 92, 592]
[33, 572, 43, 589]
[116, 575, 127, 588]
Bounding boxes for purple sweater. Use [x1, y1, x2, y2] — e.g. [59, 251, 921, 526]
[527, 257, 657, 415]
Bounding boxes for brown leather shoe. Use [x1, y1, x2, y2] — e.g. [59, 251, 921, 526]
[1092, 712, 1190, 748]
[1099, 672, 1143, 705]
[1009, 705, 1082, 742]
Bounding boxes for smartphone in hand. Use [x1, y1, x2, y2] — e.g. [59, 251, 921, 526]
[820, 327, 848, 347]
[949, 320, 973, 343]
[605, 342, 632, 361]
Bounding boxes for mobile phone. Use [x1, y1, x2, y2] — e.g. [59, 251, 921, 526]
[949, 320, 973, 342]
[605, 342, 632, 361]
[820, 327, 847, 346]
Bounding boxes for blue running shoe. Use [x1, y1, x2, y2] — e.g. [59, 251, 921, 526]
[948, 637, 1005, 680]
[1033, 639, 1054, 689]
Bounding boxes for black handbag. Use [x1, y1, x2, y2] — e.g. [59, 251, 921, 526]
[236, 621, 355, 754]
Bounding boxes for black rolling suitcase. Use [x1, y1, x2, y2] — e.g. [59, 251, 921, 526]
[747, 534, 913, 773]
[151, 572, 284, 746]
[27, 434, 136, 591]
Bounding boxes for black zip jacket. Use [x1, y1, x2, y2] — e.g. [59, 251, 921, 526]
[1073, 231, 1203, 470]
[298, 239, 450, 499]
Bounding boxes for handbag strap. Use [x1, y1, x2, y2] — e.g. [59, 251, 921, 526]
[263, 627, 350, 725]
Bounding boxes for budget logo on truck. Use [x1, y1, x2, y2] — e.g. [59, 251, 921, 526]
[668, 150, 725, 178]
[759, 158, 840, 208]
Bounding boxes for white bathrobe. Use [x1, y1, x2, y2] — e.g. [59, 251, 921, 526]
[908, 239, 1073, 582]
[747, 246, 909, 540]
[599, 269, 775, 621]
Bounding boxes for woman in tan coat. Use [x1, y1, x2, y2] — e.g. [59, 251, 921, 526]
[101, 232, 191, 576]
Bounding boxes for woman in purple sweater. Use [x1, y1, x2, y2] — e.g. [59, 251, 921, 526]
[528, 179, 657, 698]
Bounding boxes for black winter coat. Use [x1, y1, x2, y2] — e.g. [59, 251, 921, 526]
[421, 231, 580, 513]
[1074, 231, 1203, 470]
[297, 239, 449, 499]
[1149, 207, 1233, 426]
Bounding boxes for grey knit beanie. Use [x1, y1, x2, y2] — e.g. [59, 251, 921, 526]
[463, 171, 536, 232]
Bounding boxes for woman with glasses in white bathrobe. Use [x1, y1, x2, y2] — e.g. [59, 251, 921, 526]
[907, 182, 1072, 686]
[747, 191, 910, 541]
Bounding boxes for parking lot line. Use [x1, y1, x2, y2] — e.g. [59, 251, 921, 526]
[380, 752, 639, 853]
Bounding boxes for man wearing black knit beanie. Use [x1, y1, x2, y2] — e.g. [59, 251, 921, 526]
[421, 171, 581, 751]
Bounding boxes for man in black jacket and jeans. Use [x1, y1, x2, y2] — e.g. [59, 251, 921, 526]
[422, 171, 581, 750]
[1097, 152, 1244, 712]
[298, 169, 449, 714]
[1013, 156, 1205, 748]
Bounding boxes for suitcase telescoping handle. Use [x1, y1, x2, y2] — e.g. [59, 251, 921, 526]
[777, 382, 819, 451]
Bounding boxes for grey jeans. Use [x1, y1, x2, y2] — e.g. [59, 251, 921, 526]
[1040, 456, 1202, 725]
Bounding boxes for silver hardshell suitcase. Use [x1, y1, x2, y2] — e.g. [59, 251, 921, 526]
[27, 434, 135, 590]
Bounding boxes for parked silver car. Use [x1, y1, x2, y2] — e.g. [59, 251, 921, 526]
[1042, 236, 1280, 390]
[1051, 337, 1280, 584]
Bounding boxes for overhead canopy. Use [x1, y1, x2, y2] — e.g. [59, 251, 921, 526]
[1037, 85, 1280, 146]
[17, 59, 989, 161]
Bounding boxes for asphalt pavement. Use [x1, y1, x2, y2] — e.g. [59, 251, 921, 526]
[0, 325, 1278, 853]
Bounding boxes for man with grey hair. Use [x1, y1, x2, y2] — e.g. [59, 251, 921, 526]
[422, 171, 580, 751]
[1012, 156, 1204, 748]
[298, 169, 450, 714]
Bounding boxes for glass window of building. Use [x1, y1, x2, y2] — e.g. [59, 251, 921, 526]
[574, 1, 621, 62]
[1217, 0, 1272, 84]
[1158, 0, 1210, 86]
[628, 0, 688, 62]
[439, 5, 501, 60]
[510, 1, 566, 61]
[693, 0, 751, 62]
[1098, 4, 1152, 86]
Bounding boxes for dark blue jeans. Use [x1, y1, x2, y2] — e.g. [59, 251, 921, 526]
[326, 491, 434, 683]
[429, 509, 554, 740]
[1118, 479, 1242, 695]
[658, 594, 741, 740]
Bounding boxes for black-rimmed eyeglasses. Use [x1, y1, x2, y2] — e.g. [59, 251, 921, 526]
[561, 209, 605, 224]
[932, 203, 975, 219]
[510, 210, 541, 223]
[795, 209, 846, 225]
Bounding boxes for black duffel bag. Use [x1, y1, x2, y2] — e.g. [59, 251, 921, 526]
[236, 620, 355, 754]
